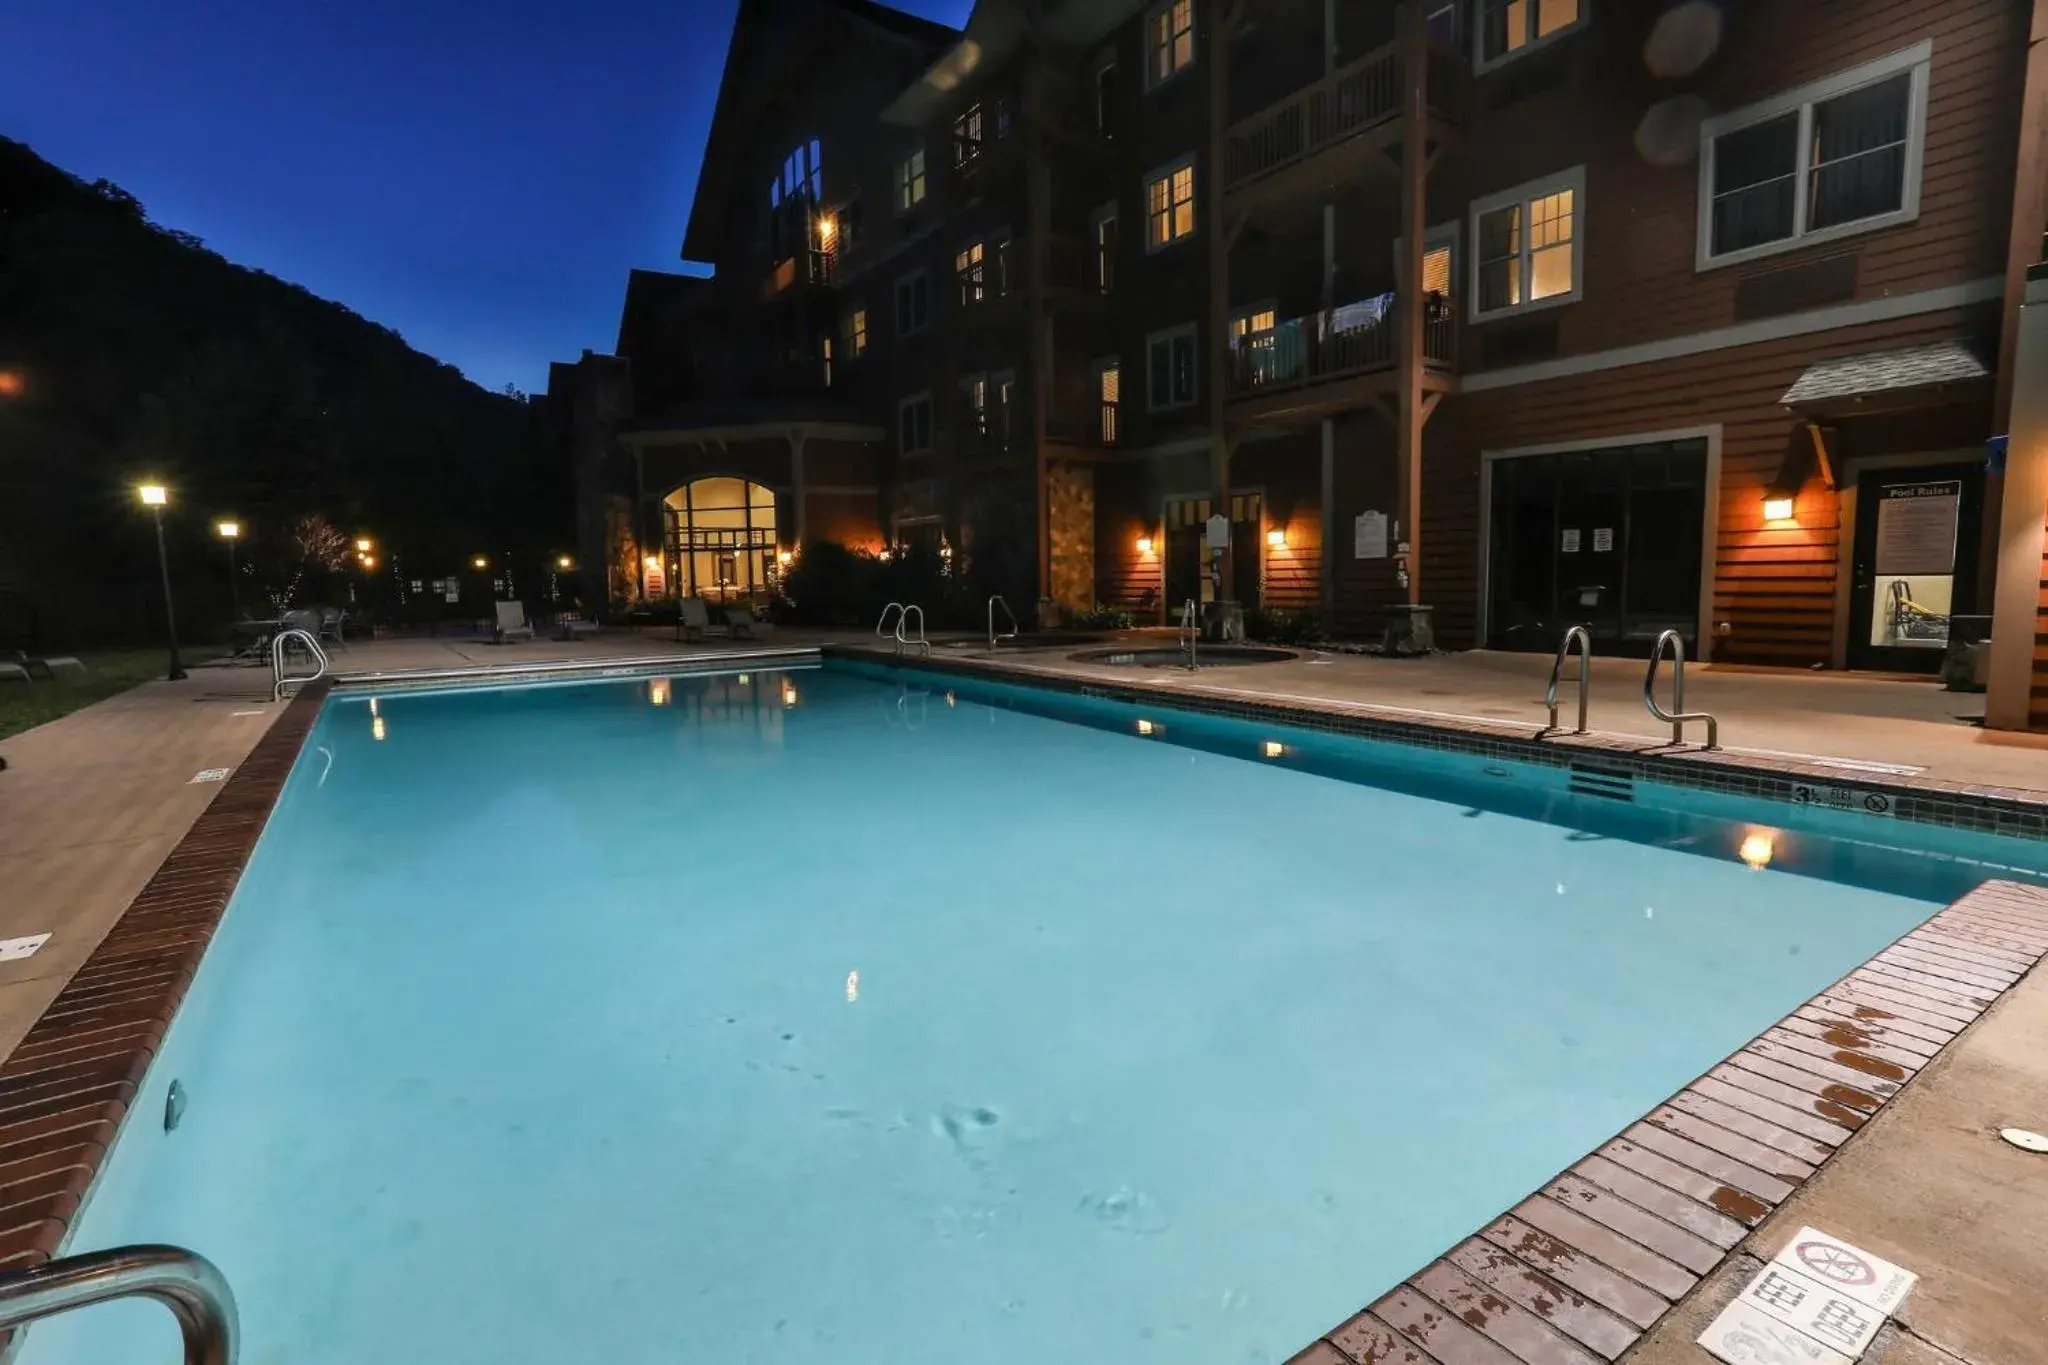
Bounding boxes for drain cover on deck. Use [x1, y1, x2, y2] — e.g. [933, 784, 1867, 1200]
[189, 767, 232, 784]
[2000, 1127, 2048, 1153]
[0, 934, 51, 963]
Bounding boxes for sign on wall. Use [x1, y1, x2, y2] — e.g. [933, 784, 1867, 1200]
[1873, 480, 1960, 575]
[1353, 510, 1388, 560]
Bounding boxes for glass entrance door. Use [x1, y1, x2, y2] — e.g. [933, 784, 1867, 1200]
[1486, 438, 1708, 655]
[1846, 464, 1984, 672]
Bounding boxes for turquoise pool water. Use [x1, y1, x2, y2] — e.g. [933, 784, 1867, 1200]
[23, 662, 2044, 1364]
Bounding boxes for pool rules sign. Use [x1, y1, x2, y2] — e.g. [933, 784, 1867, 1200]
[1700, 1227, 1917, 1364]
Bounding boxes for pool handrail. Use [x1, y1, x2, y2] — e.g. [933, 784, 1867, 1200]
[1644, 628, 1718, 750]
[1544, 624, 1593, 735]
[875, 602, 904, 642]
[0, 1243, 239, 1364]
[895, 604, 931, 657]
[271, 627, 329, 702]
[987, 595, 1018, 651]
[1178, 599, 1199, 671]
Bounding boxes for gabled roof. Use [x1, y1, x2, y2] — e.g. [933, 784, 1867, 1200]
[614, 269, 709, 360]
[882, 0, 1150, 126]
[682, 0, 960, 266]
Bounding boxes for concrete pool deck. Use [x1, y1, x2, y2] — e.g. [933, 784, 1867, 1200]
[0, 631, 2042, 1362]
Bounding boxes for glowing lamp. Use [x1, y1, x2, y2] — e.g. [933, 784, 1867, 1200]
[1762, 494, 1796, 523]
[354, 537, 373, 553]
[1136, 718, 1157, 736]
[215, 520, 240, 539]
[137, 484, 168, 507]
[648, 678, 670, 707]
[371, 715, 388, 742]
[777, 550, 794, 565]
[557, 555, 573, 570]
[0, 370, 23, 397]
[816, 213, 838, 247]
[1266, 528, 1287, 548]
[1135, 536, 1154, 555]
[1262, 740, 1285, 758]
[360, 555, 377, 571]
[472, 555, 489, 570]
[782, 683, 799, 707]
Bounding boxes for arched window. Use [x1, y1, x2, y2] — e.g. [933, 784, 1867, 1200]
[662, 477, 780, 601]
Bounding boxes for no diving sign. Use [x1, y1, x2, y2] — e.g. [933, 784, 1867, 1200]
[1700, 1227, 1916, 1365]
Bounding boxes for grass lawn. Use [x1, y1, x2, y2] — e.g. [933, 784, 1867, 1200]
[0, 648, 225, 743]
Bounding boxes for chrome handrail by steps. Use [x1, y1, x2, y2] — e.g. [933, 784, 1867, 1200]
[0, 1244, 238, 1364]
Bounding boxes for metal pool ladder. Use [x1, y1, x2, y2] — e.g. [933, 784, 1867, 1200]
[987, 595, 1018, 651]
[271, 627, 329, 702]
[877, 601, 930, 657]
[1644, 628, 1718, 749]
[1544, 624, 1593, 734]
[0, 1244, 238, 1364]
[1178, 599, 1199, 671]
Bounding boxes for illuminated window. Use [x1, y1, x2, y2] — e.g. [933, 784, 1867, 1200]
[821, 334, 834, 387]
[843, 306, 868, 357]
[1230, 305, 1277, 342]
[954, 104, 984, 165]
[956, 240, 986, 305]
[661, 477, 779, 602]
[1477, 0, 1583, 69]
[1471, 166, 1582, 319]
[895, 148, 927, 210]
[1146, 158, 1196, 249]
[962, 373, 989, 437]
[1098, 360, 1121, 444]
[1146, 0, 1195, 86]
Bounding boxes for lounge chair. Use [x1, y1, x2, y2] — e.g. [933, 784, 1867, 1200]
[2, 649, 84, 680]
[553, 614, 603, 642]
[493, 600, 536, 643]
[727, 606, 774, 639]
[678, 598, 712, 642]
[0, 660, 27, 684]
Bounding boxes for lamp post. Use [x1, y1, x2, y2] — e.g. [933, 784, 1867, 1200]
[215, 520, 241, 619]
[137, 484, 186, 681]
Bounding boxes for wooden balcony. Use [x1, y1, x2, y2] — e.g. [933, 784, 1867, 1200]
[1044, 401, 1121, 453]
[759, 247, 839, 301]
[955, 237, 1112, 322]
[1223, 39, 1468, 223]
[1225, 294, 1456, 425]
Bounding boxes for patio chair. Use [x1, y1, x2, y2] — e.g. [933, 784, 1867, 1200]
[493, 600, 536, 643]
[553, 614, 603, 642]
[678, 598, 712, 642]
[0, 660, 27, 684]
[316, 607, 346, 648]
[726, 606, 775, 639]
[2, 649, 84, 680]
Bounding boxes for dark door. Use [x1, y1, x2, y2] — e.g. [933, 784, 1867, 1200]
[1846, 464, 1984, 673]
[1487, 439, 1707, 655]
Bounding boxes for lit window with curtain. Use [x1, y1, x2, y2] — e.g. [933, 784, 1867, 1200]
[1146, 160, 1196, 249]
[1478, 0, 1582, 67]
[1471, 167, 1582, 319]
[1146, 0, 1194, 86]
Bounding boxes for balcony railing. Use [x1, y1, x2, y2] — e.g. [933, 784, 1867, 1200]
[1227, 294, 1455, 399]
[1224, 39, 1467, 196]
[760, 246, 839, 300]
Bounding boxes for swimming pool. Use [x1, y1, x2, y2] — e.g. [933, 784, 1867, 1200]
[21, 660, 2046, 1364]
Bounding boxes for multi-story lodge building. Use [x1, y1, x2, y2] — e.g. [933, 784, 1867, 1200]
[554, 0, 2048, 729]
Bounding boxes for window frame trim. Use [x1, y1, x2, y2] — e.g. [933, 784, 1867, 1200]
[894, 269, 931, 337]
[1473, 0, 1589, 74]
[1693, 40, 1932, 273]
[894, 146, 928, 213]
[897, 391, 935, 456]
[1467, 164, 1586, 324]
[1143, 0, 1197, 91]
[1143, 153, 1199, 253]
[1144, 321, 1200, 412]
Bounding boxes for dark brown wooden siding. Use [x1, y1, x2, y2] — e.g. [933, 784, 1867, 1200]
[1455, 0, 2025, 369]
[1450, 305, 1995, 664]
[1241, 432, 1323, 614]
[2034, 530, 2048, 728]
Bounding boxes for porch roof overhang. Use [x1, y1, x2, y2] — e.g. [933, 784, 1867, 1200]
[1779, 340, 1991, 415]
[620, 407, 884, 450]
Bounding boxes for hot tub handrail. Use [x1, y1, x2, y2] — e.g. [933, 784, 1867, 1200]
[1644, 629, 1718, 750]
[1178, 599, 1199, 671]
[0, 1244, 239, 1364]
[271, 627, 328, 702]
[875, 602, 904, 641]
[895, 603, 931, 658]
[1544, 624, 1593, 736]
[987, 595, 1018, 651]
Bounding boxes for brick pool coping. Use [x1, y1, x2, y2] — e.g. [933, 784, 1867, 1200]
[0, 657, 2039, 1365]
[0, 681, 329, 1274]
[836, 646, 2048, 844]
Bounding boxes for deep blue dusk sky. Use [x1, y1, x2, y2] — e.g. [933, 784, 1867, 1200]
[2, 0, 971, 394]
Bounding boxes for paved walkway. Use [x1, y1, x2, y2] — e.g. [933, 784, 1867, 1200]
[905, 639, 2048, 794]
